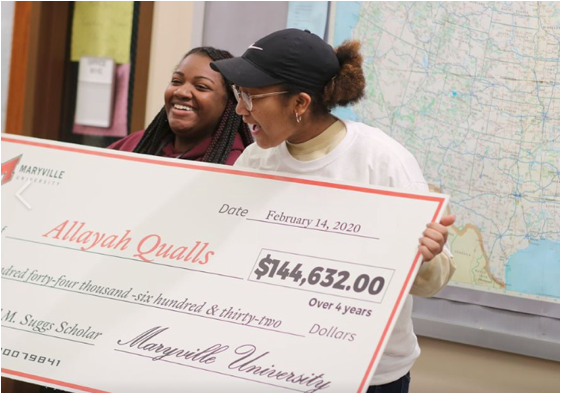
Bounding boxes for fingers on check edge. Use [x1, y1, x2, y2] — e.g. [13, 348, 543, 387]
[423, 227, 444, 244]
[419, 245, 435, 261]
[419, 236, 441, 253]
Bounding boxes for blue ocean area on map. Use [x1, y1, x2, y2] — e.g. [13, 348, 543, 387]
[505, 240, 560, 298]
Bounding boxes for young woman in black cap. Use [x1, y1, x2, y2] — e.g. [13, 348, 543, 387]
[212, 29, 456, 393]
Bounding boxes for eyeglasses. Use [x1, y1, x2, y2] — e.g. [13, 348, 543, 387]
[232, 85, 288, 111]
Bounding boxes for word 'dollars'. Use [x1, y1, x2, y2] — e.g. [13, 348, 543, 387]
[42, 220, 215, 265]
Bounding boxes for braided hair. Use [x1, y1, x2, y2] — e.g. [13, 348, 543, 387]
[133, 47, 253, 164]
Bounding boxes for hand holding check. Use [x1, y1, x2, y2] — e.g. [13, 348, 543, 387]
[419, 215, 456, 262]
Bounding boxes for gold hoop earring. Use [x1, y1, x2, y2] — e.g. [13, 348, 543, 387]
[295, 112, 301, 123]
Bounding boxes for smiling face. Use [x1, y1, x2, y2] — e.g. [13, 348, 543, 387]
[164, 53, 228, 148]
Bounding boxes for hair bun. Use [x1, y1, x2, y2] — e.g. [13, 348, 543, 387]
[323, 40, 365, 109]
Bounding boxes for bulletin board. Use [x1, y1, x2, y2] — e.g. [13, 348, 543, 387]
[57, 1, 152, 148]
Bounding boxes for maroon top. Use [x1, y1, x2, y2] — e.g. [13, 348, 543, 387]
[108, 130, 245, 165]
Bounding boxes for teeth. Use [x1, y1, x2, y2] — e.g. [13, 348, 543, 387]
[174, 104, 193, 111]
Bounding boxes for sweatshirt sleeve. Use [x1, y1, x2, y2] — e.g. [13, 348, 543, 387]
[410, 247, 456, 297]
[388, 148, 456, 297]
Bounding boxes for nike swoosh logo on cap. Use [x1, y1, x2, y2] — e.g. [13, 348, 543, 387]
[248, 44, 263, 50]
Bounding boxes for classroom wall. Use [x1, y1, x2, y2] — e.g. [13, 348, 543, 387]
[203, 1, 288, 56]
[412, 336, 560, 393]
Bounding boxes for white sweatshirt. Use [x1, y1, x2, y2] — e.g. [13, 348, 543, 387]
[234, 119, 455, 386]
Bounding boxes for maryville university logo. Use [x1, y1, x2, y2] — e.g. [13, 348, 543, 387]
[2, 154, 65, 186]
[1, 155, 22, 185]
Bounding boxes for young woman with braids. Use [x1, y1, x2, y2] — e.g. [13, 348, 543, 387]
[212, 29, 456, 393]
[109, 47, 253, 164]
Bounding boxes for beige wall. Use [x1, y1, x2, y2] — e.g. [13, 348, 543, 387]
[411, 336, 560, 393]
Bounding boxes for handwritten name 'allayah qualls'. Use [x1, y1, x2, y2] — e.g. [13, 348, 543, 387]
[41, 219, 215, 265]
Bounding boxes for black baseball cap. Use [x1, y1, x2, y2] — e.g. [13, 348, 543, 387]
[210, 29, 340, 90]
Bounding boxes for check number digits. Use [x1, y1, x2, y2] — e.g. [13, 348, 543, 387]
[2, 348, 61, 367]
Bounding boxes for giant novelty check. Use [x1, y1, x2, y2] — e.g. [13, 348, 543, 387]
[1, 135, 448, 392]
